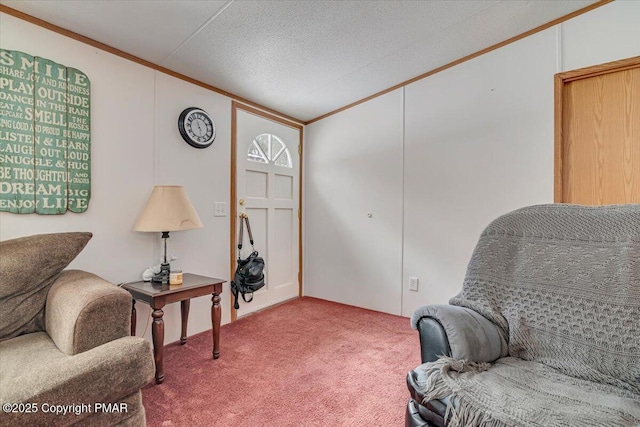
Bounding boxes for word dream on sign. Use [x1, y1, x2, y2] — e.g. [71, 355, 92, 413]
[0, 49, 91, 215]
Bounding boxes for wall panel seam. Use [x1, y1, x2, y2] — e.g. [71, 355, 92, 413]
[400, 86, 406, 316]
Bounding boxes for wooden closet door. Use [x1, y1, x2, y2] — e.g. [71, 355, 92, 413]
[556, 57, 640, 205]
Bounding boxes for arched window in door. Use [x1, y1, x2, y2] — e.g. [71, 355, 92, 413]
[247, 133, 292, 168]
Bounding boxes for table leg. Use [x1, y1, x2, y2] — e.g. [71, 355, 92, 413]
[151, 306, 165, 384]
[180, 300, 190, 345]
[211, 290, 221, 359]
[130, 298, 136, 336]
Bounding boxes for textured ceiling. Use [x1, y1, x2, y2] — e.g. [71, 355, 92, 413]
[1, 0, 598, 122]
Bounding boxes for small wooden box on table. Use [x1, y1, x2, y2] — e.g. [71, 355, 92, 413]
[122, 273, 225, 384]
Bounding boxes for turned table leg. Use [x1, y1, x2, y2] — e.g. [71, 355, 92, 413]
[180, 299, 190, 345]
[151, 304, 165, 384]
[212, 287, 221, 359]
[130, 298, 136, 336]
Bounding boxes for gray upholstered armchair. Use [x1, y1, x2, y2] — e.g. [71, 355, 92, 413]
[406, 204, 640, 427]
[0, 233, 154, 427]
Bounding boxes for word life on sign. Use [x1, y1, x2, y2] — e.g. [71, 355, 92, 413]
[0, 49, 91, 214]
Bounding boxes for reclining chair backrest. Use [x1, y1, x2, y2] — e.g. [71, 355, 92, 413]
[450, 204, 640, 395]
[0, 232, 92, 342]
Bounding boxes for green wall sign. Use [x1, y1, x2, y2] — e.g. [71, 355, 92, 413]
[0, 49, 91, 214]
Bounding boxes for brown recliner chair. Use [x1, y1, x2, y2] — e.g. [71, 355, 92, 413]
[0, 233, 155, 426]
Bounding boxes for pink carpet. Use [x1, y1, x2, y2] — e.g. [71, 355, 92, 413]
[142, 297, 421, 426]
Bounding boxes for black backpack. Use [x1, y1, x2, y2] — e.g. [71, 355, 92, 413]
[231, 214, 265, 310]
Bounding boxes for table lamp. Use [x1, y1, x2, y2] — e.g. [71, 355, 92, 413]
[134, 185, 203, 284]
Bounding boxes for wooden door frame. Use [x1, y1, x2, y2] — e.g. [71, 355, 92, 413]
[554, 55, 640, 202]
[230, 101, 304, 322]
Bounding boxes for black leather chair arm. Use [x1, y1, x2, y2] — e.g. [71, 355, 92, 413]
[406, 305, 504, 427]
[411, 304, 504, 363]
[415, 316, 451, 363]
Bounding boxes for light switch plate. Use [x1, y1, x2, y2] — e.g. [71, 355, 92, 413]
[409, 277, 419, 292]
[214, 202, 227, 217]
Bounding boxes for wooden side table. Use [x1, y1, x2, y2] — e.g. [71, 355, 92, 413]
[122, 273, 225, 384]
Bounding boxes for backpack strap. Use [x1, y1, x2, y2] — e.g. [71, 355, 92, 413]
[237, 214, 245, 251]
[244, 215, 255, 248]
[237, 213, 255, 255]
[231, 280, 240, 310]
[231, 280, 255, 310]
[241, 291, 254, 303]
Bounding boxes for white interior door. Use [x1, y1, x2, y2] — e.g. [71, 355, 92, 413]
[235, 108, 300, 317]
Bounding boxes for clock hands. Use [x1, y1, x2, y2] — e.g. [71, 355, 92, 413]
[190, 118, 206, 137]
[197, 120, 206, 136]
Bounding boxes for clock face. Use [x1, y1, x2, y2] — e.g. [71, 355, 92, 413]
[178, 107, 216, 148]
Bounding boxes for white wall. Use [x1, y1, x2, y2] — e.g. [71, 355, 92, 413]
[0, 13, 233, 344]
[561, 0, 640, 72]
[304, 89, 404, 314]
[304, 0, 640, 317]
[402, 28, 556, 315]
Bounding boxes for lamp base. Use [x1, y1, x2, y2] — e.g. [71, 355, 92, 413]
[151, 263, 171, 284]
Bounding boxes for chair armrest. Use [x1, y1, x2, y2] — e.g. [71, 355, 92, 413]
[411, 305, 503, 363]
[413, 316, 451, 363]
[45, 270, 131, 355]
[0, 336, 154, 427]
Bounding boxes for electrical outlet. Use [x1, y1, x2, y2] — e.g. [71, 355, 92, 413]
[409, 277, 419, 292]
[214, 202, 227, 217]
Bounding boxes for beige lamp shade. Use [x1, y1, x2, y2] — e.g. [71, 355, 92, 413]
[134, 186, 203, 232]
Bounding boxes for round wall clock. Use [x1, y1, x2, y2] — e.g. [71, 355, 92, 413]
[178, 107, 216, 149]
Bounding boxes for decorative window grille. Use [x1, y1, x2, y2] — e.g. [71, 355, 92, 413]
[247, 133, 292, 168]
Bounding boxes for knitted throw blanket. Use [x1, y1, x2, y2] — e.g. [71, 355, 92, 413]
[419, 204, 640, 427]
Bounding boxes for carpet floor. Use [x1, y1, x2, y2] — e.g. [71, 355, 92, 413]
[142, 297, 421, 426]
